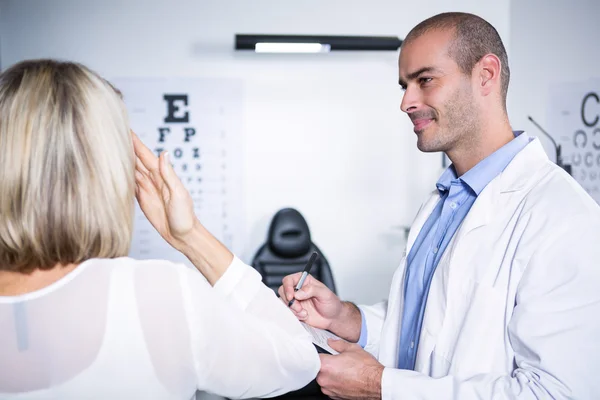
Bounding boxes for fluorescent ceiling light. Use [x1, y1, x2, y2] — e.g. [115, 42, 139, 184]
[255, 43, 331, 53]
[235, 34, 402, 52]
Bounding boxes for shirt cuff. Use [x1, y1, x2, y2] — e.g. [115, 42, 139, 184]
[212, 256, 263, 311]
[357, 307, 368, 348]
[213, 255, 246, 296]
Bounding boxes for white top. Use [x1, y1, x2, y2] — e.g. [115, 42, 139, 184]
[0, 256, 320, 399]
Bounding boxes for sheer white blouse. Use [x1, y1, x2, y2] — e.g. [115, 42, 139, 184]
[0, 256, 320, 399]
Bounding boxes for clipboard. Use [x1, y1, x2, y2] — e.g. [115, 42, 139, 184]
[301, 322, 347, 355]
[314, 343, 333, 355]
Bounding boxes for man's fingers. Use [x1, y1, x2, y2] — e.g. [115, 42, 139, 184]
[327, 339, 354, 353]
[317, 354, 333, 368]
[290, 299, 304, 314]
[287, 307, 308, 321]
[280, 272, 331, 319]
[294, 279, 329, 302]
[294, 307, 308, 319]
[277, 285, 286, 301]
[278, 288, 308, 320]
[281, 272, 303, 301]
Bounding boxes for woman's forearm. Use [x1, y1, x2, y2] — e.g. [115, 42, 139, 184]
[178, 220, 234, 285]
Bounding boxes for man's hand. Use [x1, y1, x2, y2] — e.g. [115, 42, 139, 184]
[317, 339, 384, 400]
[278, 273, 363, 341]
[278, 273, 344, 331]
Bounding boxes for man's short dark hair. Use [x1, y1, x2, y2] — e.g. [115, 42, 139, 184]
[404, 12, 510, 108]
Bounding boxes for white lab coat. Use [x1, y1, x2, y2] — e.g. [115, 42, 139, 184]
[361, 137, 600, 399]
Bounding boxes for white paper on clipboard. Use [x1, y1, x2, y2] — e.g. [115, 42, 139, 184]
[300, 322, 348, 355]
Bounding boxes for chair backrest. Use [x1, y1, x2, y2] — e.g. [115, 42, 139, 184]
[251, 208, 336, 293]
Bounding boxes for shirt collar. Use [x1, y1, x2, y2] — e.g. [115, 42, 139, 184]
[435, 165, 458, 194]
[436, 131, 532, 196]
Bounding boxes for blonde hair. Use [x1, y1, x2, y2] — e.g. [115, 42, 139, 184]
[0, 59, 134, 273]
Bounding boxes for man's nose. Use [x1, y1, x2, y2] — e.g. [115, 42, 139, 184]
[400, 86, 420, 114]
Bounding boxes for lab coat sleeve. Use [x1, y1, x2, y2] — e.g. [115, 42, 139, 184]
[379, 216, 600, 400]
[181, 256, 320, 399]
[359, 301, 388, 357]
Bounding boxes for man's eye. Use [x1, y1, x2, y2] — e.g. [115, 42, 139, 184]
[419, 77, 433, 84]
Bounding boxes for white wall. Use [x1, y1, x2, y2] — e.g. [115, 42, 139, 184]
[507, 0, 600, 156]
[0, 0, 510, 306]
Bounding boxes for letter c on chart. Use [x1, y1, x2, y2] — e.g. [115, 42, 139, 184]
[581, 92, 599, 128]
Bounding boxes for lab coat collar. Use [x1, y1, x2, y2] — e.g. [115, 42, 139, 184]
[496, 136, 549, 194]
[454, 136, 548, 238]
[405, 136, 549, 256]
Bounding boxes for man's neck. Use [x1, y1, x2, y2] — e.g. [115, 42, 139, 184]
[447, 115, 514, 176]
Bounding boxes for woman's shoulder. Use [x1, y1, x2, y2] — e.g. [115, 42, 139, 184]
[97, 256, 188, 270]
[95, 257, 208, 286]
[112, 256, 188, 269]
[97, 257, 213, 310]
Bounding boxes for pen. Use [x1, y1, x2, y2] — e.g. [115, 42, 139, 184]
[288, 252, 318, 307]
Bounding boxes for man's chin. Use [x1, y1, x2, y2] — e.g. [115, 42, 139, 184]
[416, 137, 443, 153]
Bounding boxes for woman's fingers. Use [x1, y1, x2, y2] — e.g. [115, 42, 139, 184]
[135, 156, 150, 177]
[132, 131, 159, 173]
[158, 151, 187, 198]
[135, 172, 159, 206]
[132, 133, 174, 203]
[136, 150, 166, 201]
[158, 152, 176, 192]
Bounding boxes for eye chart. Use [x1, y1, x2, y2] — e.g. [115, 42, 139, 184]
[548, 79, 600, 205]
[112, 78, 245, 265]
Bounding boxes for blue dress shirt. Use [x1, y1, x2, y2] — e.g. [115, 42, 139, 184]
[357, 131, 532, 370]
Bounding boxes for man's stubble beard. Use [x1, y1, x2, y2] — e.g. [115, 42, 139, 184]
[417, 85, 480, 155]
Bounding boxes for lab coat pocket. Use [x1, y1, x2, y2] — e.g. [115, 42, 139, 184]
[440, 280, 509, 378]
[417, 328, 451, 378]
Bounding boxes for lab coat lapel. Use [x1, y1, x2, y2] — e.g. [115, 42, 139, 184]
[447, 136, 548, 242]
[413, 181, 497, 369]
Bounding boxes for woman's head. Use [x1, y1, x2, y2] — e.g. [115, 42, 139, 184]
[0, 59, 134, 273]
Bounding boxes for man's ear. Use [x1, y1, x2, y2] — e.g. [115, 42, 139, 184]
[477, 53, 502, 97]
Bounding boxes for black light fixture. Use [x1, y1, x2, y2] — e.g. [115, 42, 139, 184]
[235, 34, 402, 53]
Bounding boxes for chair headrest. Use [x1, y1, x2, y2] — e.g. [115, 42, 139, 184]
[267, 208, 311, 258]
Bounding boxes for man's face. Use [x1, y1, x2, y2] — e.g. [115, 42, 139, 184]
[398, 29, 479, 153]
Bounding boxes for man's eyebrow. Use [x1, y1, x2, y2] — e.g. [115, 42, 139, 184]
[398, 66, 441, 87]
